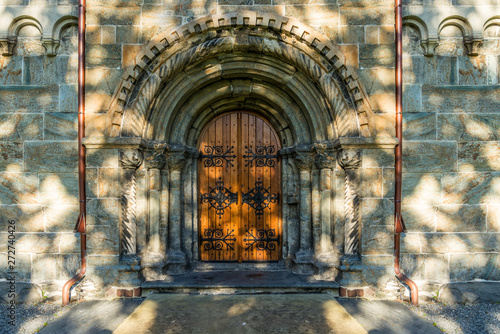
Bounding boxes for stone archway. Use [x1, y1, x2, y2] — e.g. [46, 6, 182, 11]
[85, 11, 393, 284]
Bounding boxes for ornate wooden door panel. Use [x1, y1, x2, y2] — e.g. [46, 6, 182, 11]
[198, 112, 281, 262]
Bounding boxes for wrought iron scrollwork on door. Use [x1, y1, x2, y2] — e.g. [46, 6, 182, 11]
[244, 229, 279, 251]
[201, 229, 236, 251]
[242, 178, 279, 219]
[200, 177, 237, 219]
[243, 145, 278, 167]
[200, 145, 236, 167]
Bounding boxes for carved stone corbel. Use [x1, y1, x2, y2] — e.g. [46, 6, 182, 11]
[119, 149, 143, 257]
[337, 149, 361, 257]
[1, 37, 17, 56]
[464, 37, 483, 57]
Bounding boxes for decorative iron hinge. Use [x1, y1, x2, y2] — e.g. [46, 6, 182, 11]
[200, 177, 237, 219]
[201, 229, 236, 251]
[242, 178, 279, 219]
[244, 229, 279, 251]
[200, 145, 236, 168]
[243, 145, 278, 168]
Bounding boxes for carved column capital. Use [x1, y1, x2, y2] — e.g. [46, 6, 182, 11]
[119, 149, 143, 169]
[315, 151, 336, 170]
[167, 150, 187, 172]
[294, 152, 314, 171]
[337, 149, 361, 170]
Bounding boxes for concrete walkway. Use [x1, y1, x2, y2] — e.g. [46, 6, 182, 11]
[42, 294, 441, 334]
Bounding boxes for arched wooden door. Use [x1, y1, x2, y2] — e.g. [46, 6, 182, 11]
[198, 112, 281, 262]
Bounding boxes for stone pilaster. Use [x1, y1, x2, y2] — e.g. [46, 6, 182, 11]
[165, 147, 187, 274]
[292, 150, 315, 274]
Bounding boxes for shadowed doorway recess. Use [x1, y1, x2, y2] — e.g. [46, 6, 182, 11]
[198, 112, 282, 262]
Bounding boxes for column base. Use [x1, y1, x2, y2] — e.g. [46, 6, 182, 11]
[292, 249, 316, 275]
[165, 250, 187, 275]
[117, 255, 144, 286]
[315, 252, 341, 281]
[141, 253, 167, 281]
[339, 255, 364, 287]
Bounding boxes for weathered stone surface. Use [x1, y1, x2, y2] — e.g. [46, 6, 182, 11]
[44, 205, 79, 232]
[86, 25, 101, 44]
[116, 25, 141, 44]
[0, 114, 43, 141]
[0, 142, 23, 171]
[59, 233, 80, 253]
[86, 167, 99, 199]
[379, 25, 394, 44]
[360, 255, 393, 286]
[87, 67, 122, 95]
[14, 37, 46, 56]
[59, 84, 78, 112]
[362, 148, 394, 168]
[438, 282, 500, 305]
[25, 141, 78, 173]
[142, 5, 183, 26]
[402, 84, 421, 112]
[365, 25, 379, 44]
[458, 56, 488, 85]
[57, 25, 78, 56]
[0, 282, 42, 304]
[338, 45, 358, 68]
[0, 56, 23, 85]
[122, 44, 143, 69]
[87, 225, 119, 255]
[488, 205, 500, 232]
[420, 233, 500, 253]
[423, 85, 500, 113]
[403, 112, 436, 140]
[340, 6, 393, 25]
[98, 168, 120, 198]
[285, 5, 340, 26]
[402, 142, 457, 172]
[400, 253, 450, 281]
[359, 44, 394, 67]
[87, 5, 141, 25]
[360, 168, 383, 198]
[0, 85, 58, 113]
[102, 25, 116, 44]
[87, 198, 119, 226]
[0, 233, 60, 253]
[0, 253, 31, 282]
[340, 25, 364, 44]
[381, 168, 394, 198]
[400, 233, 421, 253]
[361, 199, 393, 225]
[44, 112, 78, 140]
[438, 114, 500, 141]
[23, 56, 77, 85]
[401, 205, 436, 232]
[449, 253, 500, 281]
[442, 172, 497, 205]
[0, 173, 38, 205]
[362, 225, 392, 255]
[405, 56, 457, 85]
[32, 254, 79, 281]
[0, 205, 44, 232]
[402, 26, 424, 55]
[458, 142, 500, 171]
[359, 67, 394, 94]
[86, 45, 122, 68]
[434, 38, 465, 57]
[87, 148, 119, 168]
[436, 204, 486, 232]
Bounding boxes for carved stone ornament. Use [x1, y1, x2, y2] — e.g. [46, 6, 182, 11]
[337, 150, 361, 170]
[294, 152, 314, 171]
[119, 149, 143, 169]
[167, 150, 187, 171]
[145, 142, 168, 169]
[315, 151, 336, 170]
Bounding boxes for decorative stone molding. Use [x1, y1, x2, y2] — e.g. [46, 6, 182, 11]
[337, 149, 361, 257]
[314, 144, 336, 170]
[167, 150, 187, 172]
[0, 8, 78, 57]
[403, 7, 499, 57]
[294, 151, 315, 172]
[119, 149, 143, 169]
[106, 10, 376, 139]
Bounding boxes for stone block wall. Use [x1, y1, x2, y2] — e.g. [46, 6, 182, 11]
[400, 0, 500, 284]
[0, 1, 80, 284]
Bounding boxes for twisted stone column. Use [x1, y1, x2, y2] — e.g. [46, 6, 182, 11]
[119, 149, 143, 256]
[337, 149, 361, 257]
[145, 145, 167, 254]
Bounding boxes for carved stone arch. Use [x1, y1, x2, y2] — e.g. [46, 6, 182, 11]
[43, 15, 78, 56]
[1, 15, 43, 56]
[106, 11, 376, 141]
[403, 15, 437, 57]
[484, 16, 500, 37]
[438, 15, 481, 56]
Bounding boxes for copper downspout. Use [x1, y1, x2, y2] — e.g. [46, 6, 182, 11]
[62, 0, 86, 306]
[394, 0, 418, 306]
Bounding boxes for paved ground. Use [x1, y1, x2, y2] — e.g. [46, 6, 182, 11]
[41, 294, 441, 334]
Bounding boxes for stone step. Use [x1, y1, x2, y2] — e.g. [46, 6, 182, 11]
[141, 270, 339, 297]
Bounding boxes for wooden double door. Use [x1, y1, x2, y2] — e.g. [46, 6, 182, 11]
[198, 112, 281, 262]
